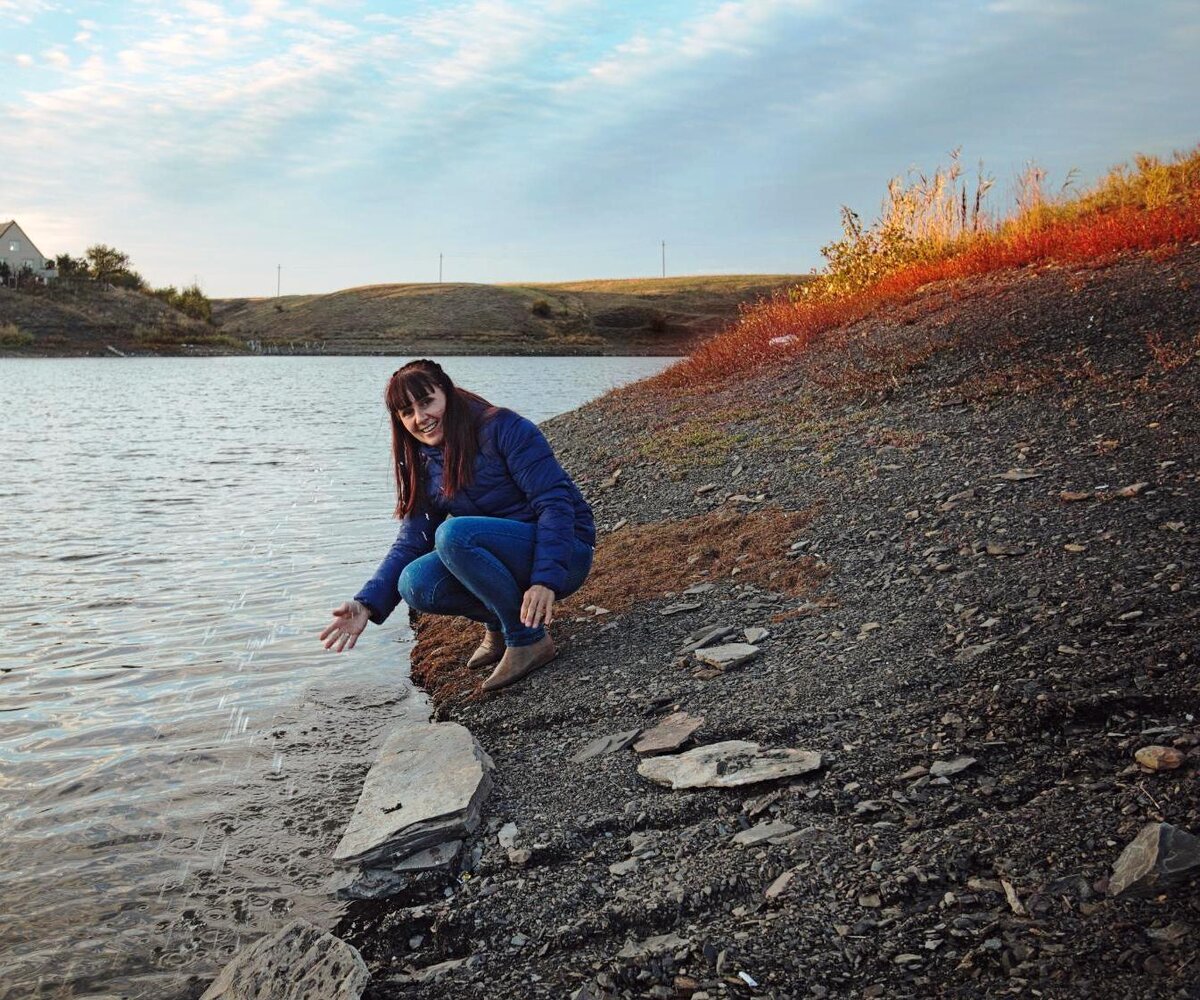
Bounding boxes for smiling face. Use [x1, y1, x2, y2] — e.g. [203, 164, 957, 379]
[395, 383, 447, 446]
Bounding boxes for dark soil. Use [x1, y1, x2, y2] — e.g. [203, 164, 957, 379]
[338, 247, 1200, 999]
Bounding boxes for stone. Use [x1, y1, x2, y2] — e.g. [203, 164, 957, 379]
[200, 919, 368, 1000]
[732, 820, 796, 846]
[389, 957, 472, 984]
[661, 601, 704, 616]
[617, 931, 690, 960]
[1135, 745, 1186, 771]
[764, 870, 794, 899]
[572, 728, 641, 762]
[995, 468, 1041, 481]
[506, 847, 533, 866]
[609, 857, 639, 876]
[693, 643, 760, 671]
[897, 765, 928, 781]
[638, 740, 823, 789]
[634, 712, 704, 755]
[929, 756, 977, 778]
[743, 627, 770, 644]
[497, 822, 519, 849]
[334, 722, 492, 870]
[676, 624, 739, 655]
[393, 839, 461, 872]
[325, 868, 410, 901]
[683, 582, 716, 595]
[1116, 481, 1149, 497]
[985, 542, 1026, 557]
[1109, 822, 1200, 896]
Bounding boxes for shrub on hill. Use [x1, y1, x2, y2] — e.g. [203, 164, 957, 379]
[655, 145, 1200, 388]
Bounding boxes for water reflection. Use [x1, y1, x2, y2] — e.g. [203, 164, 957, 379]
[0, 355, 673, 998]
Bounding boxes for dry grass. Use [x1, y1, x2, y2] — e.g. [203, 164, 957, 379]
[0, 322, 33, 346]
[409, 505, 826, 703]
[649, 145, 1200, 391]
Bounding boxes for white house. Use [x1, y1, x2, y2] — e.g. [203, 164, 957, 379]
[0, 220, 55, 280]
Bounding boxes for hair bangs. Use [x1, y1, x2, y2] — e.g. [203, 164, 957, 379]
[386, 369, 440, 412]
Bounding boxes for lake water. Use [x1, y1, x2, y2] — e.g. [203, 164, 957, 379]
[0, 356, 674, 999]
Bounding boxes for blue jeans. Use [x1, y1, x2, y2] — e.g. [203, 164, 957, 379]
[398, 516, 594, 647]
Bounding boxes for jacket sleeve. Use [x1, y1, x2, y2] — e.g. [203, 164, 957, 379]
[354, 509, 444, 624]
[497, 412, 579, 595]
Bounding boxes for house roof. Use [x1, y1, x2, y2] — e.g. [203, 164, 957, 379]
[0, 221, 14, 240]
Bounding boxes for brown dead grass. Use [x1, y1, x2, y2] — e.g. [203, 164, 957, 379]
[409, 506, 826, 704]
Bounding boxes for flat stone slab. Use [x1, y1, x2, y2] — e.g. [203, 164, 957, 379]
[732, 820, 797, 846]
[692, 642, 760, 671]
[333, 721, 493, 868]
[634, 712, 704, 755]
[676, 624, 739, 655]
[929, 756, 976, 778]
[617, 931, 690, 960]
[1110, 822, 1200, 896]
[638, 740, 823, 789]
[394, 839, 462, 872]
[201, 919, 368, 1000]
[572, 728, 641, 762]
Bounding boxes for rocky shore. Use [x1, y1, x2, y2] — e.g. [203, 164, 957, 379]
[310, 246, 1200, 999]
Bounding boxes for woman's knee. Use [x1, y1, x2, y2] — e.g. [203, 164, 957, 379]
[434, 516, 476, 556]
[398, 560, 434, 611]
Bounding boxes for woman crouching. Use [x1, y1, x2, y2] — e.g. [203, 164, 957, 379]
[320, 359, 595, 692]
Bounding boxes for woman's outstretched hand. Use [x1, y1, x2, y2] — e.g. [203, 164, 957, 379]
[320, 599, 370, 652]
[520, 585, 556, 628]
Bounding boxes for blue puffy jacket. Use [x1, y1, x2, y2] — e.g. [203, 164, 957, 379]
[354, 406, 595, 623]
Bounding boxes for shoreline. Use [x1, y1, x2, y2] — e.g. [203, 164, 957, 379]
[324, 245, 1200, 999]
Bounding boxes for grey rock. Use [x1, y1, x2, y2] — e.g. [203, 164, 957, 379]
[1110, 822, 1200, 896]
[497, 822, 519, 849]
[389, 956, 473, 984]
[617, 931, 690, 960]
[326, 867, 411, 901]
[634, 712, 704, 755]
[393, 839, 461, 872]
[572, 728, 641, 762]
[765, 870, 794, 899]
[609, 857, 639, 876]
[200, 919, 368, 1000]
[683, 582, 716, 595]
[333, 722, 493, 869]
[661, 601, 703, 616]
[638, 740, 823, 789]
[929, 756, 977, 778]
[732, 820, 797, 846]
[693, 643, 760, 671]
[676, 624, 739, 655]
[743, 627, 770, 644]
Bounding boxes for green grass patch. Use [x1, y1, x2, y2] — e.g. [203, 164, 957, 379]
[0, 322, 33, 346]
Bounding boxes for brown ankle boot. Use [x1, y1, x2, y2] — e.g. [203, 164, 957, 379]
[480, 634, 556, 692]
[466, 628, 505, 669]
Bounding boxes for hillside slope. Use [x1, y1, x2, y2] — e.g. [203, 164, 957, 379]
[212, 275, 803, 356]
[339, 246, 1200, 999]
[0, 282, 234, 356]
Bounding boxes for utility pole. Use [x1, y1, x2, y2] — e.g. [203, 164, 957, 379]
[276, 265, 281, 297]
[439, 252, 443, 283]
[661, 240, 666, 278]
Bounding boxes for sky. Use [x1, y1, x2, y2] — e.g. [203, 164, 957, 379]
[2, 0, 1198, 298]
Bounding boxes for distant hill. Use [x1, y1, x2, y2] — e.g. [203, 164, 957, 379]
[0, 282, 238, 356]
[211, 275, 807, 356]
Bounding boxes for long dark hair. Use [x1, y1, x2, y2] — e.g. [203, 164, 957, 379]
[386, 360, 494, 519]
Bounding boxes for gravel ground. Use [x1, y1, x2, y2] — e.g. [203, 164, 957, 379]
[338, 247, 1200, 999]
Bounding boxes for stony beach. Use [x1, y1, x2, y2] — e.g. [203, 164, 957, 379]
[210, 245, 1200, 999]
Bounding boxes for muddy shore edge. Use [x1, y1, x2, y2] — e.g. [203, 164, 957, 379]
[336, 247, 1200, 999]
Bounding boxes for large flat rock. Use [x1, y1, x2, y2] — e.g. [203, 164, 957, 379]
[334, 721, 493, 868]
[1109, 822, 1200, 896]
[200, 919, 368, 1000]
[638, 740, 823, 789]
